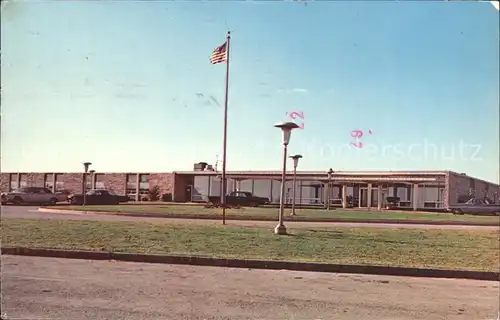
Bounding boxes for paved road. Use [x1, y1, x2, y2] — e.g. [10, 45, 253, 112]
[1, 205, 498, 230]
[1, 255, 498, 320]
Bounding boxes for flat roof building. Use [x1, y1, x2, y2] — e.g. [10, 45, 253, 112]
[1, 169, 499, 211]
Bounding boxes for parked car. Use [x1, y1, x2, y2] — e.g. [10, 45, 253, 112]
[1, 187, 60, 205]
[385, 196, 400, 209]
[208, 191, 270, 207]
[67, 189, 129, 205]
[447, 198, 500, 216]
[54, 189, 72, 202]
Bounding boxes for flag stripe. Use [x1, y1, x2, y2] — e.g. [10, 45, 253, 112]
[210, 42, 227, 64]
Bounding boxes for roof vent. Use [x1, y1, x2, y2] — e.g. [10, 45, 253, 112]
[193, 162, 208, 171]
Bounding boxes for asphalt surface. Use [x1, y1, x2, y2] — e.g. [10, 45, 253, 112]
[2, 205, 498, 230]
[2, 255, 499, 320]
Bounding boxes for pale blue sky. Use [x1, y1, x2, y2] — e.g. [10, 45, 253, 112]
[1, 1, 499, 183]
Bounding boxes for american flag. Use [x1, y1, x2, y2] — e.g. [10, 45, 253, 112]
[210, 42, 227, 64]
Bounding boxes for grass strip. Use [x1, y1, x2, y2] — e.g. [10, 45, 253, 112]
[2, 218, 498, 272]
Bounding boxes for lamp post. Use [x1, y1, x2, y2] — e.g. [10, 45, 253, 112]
[327, 168, 334, 210]
[89, 170, 95, 191]
[274, 122, 299, 235]
[82, 162, 92, 206]
[289, 154, 302, 216]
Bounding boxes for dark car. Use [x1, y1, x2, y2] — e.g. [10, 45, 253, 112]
[67, 189, 129, 205]
[208, 191, 270, 207]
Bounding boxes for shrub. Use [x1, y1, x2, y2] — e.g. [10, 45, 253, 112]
[161, 193, 172, 202]
[148, 185, 161, 201]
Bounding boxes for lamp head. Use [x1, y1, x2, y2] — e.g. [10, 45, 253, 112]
[274, 122, 299, 145]
[327, 168, 334, 178]
[289, 154, 303, 168]
[83, 162, 92, 172]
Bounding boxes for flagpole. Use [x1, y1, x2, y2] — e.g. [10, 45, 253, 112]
[221, 31, 231, 225]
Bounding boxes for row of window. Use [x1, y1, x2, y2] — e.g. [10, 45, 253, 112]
[9, 173, 66, 192]
[126, 174, 150, 198]
[85, 173, 106, 191]
[192, 177, 449, 206]
[8, 173, 150, 195]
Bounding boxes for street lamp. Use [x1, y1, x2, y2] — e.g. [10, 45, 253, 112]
[289, 154, 302, 216]
[89, 170, 96, 191]
[274, 121, 299, 235]
[327, 168, 334, 210]
[82, 162, 92, 206]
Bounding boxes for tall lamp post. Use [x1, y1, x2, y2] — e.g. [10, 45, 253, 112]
[289, 154, 302, 216]
[327, 168, 334, 210]
[274, 122, 299, 235]
[83, 162, 92, 206]
[89, 170, 96, 191]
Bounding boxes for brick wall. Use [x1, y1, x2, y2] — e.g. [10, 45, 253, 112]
[0, 173, 10, 192]
[149, 173, 174, 198]
[55, 173, 84, 193]
[0, 173, 46, 192]
[447, 172, 500, 206]
[444, 172, 450, 208]
[98, 173, 127, 194]
[1, 172, 177, 197]
[26, 173, 45, 186]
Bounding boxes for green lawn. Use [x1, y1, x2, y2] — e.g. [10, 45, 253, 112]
[2, 218, 498, 272]
[45, 204, 500, 224]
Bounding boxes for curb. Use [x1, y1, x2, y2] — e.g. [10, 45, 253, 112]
[37, 208, 499, 227]
[2, 247, 498, 281]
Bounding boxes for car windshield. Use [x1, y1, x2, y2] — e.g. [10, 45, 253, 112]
[12, 188, 29, 193]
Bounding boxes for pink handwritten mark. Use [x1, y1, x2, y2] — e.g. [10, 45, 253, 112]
[350, 129, 373, 149]
[285, 111, 305, 129]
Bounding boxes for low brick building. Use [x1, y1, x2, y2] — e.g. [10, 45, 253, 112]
[0, 172, 175, 201]
[1, 169, 499, 209]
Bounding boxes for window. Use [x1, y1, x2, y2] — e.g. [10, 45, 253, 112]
[44, 174, 54, 191]
[9, 173, 17, 191]
[85, 173, 92, 191]
[457, 194, 472, 204]
[138, 174, 149, 196]
[473, 199, 483, 205]
[95, 174, 105, 189]
[54, 174, 65, 192]
[126, 174, 137, 199]
[19, 173, 28, 188]
[27, 187, 40, 194]
[40, 188, 52, 194]
[233, 192, 249, 198]
[469, 178, 475, 191]
[94, 190, 111, 196]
